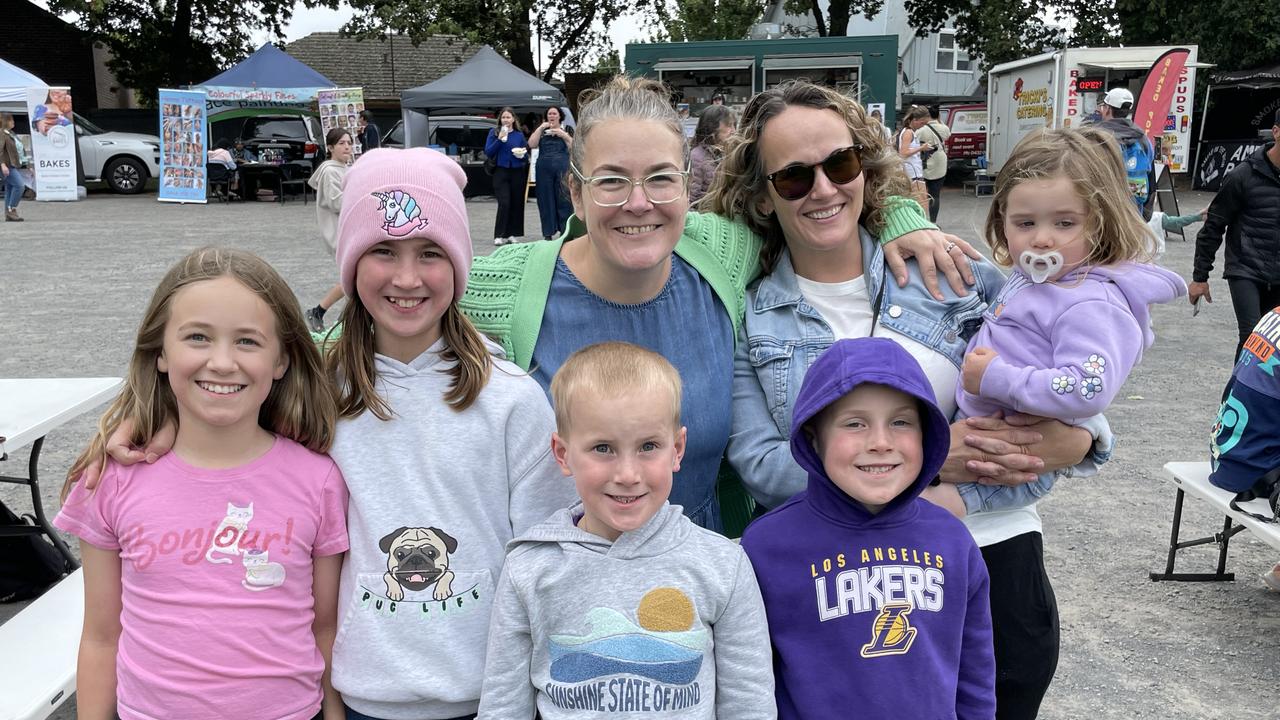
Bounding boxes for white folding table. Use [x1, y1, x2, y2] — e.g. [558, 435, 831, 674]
[0, 377, 123, 572]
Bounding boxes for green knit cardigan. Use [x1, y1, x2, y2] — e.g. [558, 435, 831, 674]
[459, 199, 933, 370]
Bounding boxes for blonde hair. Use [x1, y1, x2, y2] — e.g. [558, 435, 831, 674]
[550, 342, 682, 436]
[64, 247, 336, 498]
[327, 289, 492, 421]
[701, 81, 911, 273]
[568, 75, 689, 190]
[985, 127, 1153, 268]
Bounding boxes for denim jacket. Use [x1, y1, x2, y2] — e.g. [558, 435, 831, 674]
[726, 226, 1111, 510]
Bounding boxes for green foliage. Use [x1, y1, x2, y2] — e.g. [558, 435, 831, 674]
[1115, 0, 1280, 72]
[342, 0, 651, 81]
[592, 50, 622, 74]
[781, 0, 885, 37]
[49, 0, 338, 107]
[650, 0, 767, 42]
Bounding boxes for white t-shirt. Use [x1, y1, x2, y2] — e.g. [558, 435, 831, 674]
[796, 273, 1041, 546]
[796, 274, 959, 419]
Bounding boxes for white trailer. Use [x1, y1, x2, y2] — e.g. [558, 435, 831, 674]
[986, 46, 1207, 173]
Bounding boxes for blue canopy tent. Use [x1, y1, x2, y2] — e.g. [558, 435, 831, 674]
[194, 43, 335, 118]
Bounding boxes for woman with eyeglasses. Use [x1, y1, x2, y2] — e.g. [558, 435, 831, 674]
[707, 81, 1108, 719]
[459, 75, 972, 534]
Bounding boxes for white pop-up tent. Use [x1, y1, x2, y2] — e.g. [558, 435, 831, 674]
[0, 58, 47, 113]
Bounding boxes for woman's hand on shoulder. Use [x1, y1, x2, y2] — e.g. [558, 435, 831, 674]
[80, 419, 177, 490]
[884, 228, 981, 300]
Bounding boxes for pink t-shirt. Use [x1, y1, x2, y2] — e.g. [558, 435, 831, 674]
[54, 436, 349, 720]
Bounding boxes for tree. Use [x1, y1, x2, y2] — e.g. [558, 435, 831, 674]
[1114, 0, 1280, 73]
[49, 0, 339, 106]
[650, 0, 767, 42]
[782, 0, 885, 37]
[342, 0, 651, 82]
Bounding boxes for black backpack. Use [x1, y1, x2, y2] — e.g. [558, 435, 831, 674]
[1229, 467, 1280, 524]
[0, 499, 67, 602]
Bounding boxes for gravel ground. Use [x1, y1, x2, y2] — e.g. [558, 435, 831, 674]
[1, 184, 1276, 719]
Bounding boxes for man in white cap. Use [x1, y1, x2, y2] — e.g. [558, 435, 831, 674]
[1089, 87, 1157, 220]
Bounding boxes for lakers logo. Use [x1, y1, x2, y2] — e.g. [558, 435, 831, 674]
[860, 603, 917, 658]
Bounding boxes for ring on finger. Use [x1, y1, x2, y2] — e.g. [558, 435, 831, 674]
[943, 241, 958, 253]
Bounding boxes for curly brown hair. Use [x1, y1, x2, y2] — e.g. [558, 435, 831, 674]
[700, 81, 911, 273]
[985, 127, 1153, 268]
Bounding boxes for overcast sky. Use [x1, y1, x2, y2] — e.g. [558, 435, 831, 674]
[33, 0, 648, 73]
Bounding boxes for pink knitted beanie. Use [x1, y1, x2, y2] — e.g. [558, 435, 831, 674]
[335, 147, 472, 300]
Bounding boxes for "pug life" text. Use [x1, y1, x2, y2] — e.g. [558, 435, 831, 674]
[544, 678, 701, 712]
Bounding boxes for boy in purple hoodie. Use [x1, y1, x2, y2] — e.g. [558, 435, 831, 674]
[741, 337, 995, 720]
[935, 127, 1187, 517]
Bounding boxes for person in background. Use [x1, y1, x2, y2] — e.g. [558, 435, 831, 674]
[897, 105, 934, 213]
[304, 128, 355, 332]
[528, 106, 575, 241]
[2, 112, 25, 222]
[918, 107, 951, 222]
[1087, 88, 1156, 220]
[712, 93, 726, 106]
[688, 104, 735, 205]
[233, 139, 258, 164]
[357, 110, 380, 153]
[485, 107, 529, 246]
[1190, 109, 1280, 362]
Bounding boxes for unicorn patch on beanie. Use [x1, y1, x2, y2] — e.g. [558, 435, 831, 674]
[372, 189, 431, 237]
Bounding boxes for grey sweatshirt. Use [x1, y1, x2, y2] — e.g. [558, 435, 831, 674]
[329, 339, 577, 720]
[478, 503, 776, 719]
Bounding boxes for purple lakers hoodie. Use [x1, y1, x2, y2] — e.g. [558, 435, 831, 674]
[741, 338, 995, 720]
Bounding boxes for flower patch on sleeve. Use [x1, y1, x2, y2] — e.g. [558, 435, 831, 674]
[1082, 354, 1107, 375]
[1052, 376, 1077, 395]
[1080, 376, 1103, 400]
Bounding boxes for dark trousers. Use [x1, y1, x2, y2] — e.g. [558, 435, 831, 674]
[925, 176, 944, 222]
[1227, 277, 1280, 361]
[491, 165, 527, 239]
[535, 154, 572, 238]
[982, 531, 1059, 720]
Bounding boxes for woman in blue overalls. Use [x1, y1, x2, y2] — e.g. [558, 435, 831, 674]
[527, 106, 574, 241]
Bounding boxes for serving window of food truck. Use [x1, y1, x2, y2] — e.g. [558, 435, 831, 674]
[654, 58, 756, 116]
[763, 56, 863, 100]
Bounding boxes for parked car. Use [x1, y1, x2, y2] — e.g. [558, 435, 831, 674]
[73, 115, 161, 194]
[382, 116, 500, 197]
[236, 114, 326, 169]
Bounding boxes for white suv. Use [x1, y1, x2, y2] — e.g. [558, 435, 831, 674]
[74, 115, 161, 194]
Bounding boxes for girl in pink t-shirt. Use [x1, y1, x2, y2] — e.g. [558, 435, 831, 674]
[56, 247, 349, 720]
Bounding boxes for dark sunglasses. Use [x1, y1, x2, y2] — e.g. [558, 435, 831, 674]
[766, 145, 864, 201]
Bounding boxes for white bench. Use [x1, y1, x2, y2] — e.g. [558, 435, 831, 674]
[0, 569, 83, 720]
[1151, 462, 1280, 582]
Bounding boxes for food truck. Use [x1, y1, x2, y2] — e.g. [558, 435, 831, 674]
[626, 35, 899, 124]
[986, 46, 1207, 173]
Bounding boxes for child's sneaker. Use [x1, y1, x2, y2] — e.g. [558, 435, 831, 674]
[1262, 565, 1280, 593]
[305, 306, 326, 333]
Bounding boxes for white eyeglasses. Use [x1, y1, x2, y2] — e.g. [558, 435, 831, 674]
[570, 165, 689, 207]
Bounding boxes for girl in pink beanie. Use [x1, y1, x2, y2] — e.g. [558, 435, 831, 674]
[322, 147, 576, 718]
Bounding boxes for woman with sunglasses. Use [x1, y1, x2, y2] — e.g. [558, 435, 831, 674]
[83, 76, 974, 537]
[708, 81, 1109, 718]
[459, 75, 976, 534]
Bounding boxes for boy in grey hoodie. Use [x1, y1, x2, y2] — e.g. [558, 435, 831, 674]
[478, 342, 775, 719]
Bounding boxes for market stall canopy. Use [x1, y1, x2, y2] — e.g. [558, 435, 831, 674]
[400, 45, 565, 112]
[1211, 61, 1280, 89]
[195, 43, 335, 103]
[0, 58, 47, 112]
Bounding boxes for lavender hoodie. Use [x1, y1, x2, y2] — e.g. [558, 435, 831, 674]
[741, 338, 995, 720]
[958, 261, 1187, 422]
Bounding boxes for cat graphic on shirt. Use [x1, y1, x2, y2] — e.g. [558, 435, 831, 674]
[206, 502, 253, 564]
[241, 549, 286, 591]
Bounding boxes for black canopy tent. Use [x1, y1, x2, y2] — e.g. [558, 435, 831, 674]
[1194, 61, 1280, 189]
[398, 45, 567, 147]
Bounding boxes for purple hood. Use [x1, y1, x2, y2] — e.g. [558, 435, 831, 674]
[790, 337, 952, 521]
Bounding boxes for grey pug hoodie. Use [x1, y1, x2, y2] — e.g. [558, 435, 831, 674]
[478, 503, 776, 719]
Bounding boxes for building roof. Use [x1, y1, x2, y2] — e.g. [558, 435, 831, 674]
[285, 32, 478, 102]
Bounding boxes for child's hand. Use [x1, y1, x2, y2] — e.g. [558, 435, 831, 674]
[962, 347, 998, 395]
